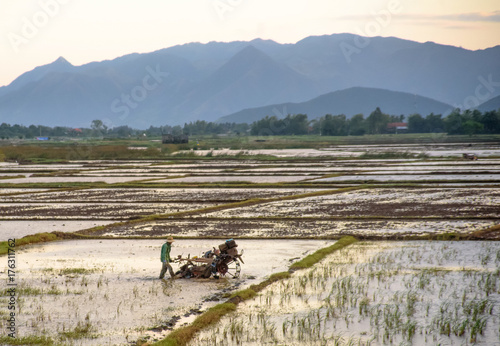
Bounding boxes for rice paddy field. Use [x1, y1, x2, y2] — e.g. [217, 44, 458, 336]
[0, 140, 499, 345]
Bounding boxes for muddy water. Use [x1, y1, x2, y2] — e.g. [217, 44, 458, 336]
[178, 145, 500, 158]
[96, 219, 496, 239]
[315, 173, 500, 182]
[0, 220, 118, 241]
[194, 241, 500, 345]
[0, 201, 218, 220]
[6, 238, 329, 345]
[3, 176, 160, 184]
[154, 175, 321, 183]
[0, 188, 326, 203]
[202, 187, 500, 219]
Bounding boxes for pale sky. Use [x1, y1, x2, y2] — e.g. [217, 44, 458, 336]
[1, 0, 499, 87]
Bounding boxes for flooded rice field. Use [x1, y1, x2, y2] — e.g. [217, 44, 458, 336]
[0, 239, 328, 345]
[0, 188, 323, 203]
[0, 202, 218, 220]
[88, 219, 495, 239]
[178, 142, 500, 158]
[201, 187, 500, 219]
[0, 221, 117, 241]
[0, 144, 499, 344]
[195, 241, 500, 345]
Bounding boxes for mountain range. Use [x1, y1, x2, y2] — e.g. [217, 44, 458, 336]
[1, 33, 499, 128]
[218, 87, 454, 124]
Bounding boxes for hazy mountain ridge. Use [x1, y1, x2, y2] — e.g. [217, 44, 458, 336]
[477, 95, 500, 112]
[0, 34, 499, 127]
[217, 87, 454, 124]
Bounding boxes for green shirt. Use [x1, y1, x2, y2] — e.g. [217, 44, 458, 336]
[161, 242, 172, 262]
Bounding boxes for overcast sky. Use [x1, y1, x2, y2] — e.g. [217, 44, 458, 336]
[1, 0, 499, 87]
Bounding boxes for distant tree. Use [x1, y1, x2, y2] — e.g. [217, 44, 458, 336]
[444, 109, 463, 134]
[320, 114, 336, 136]
[463, 120, 484, 136]
[287, 114, 309, 135]
[481, 110, 500, 134]
[349, 114, 365, 135]
[367, 107, 390, 134]
[172, 125, 183, 135]
[250, 115, 283, 136]
[91, 119, 107, 135]
[331, 114, 348, 136]
[389, 114, 405, 122]
[426, 113, 445, 133]
[408, 114, 426, 133]
[53, 127, 69, 137]
[91, 119, 102, 130]
[316, 114, 348, 136]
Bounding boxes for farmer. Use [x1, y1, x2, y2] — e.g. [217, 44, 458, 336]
[159, 236, 175, 279]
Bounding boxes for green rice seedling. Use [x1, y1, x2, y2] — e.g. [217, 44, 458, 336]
[405, 291, 418, 317]
[402, 320, 417, 341]
[263, 319, 277, 341]
[60, 320, 97, 340]
[470, 316, 487, 343]
[46, 285, 62, 295]
[332, 334, 344, 346]
[481, 273, 497, 297]
[97, 275, 104, 288]
[228, 318, 244, 343]
[481, 254, 491, 266]
[80, 276, 89, 287]
[452, 318, 469, 337]
[359, 297, 370, 315]
[416, 270, 432, 290]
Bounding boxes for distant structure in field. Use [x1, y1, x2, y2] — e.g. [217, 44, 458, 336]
[162, 134, 189, 144]
[386, 122, 408, 134]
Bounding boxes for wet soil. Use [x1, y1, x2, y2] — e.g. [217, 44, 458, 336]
[0, 188, 324, 203]
[0, 202, 217, 219]
[7, 239, 328, 345]
[84, 218, 497, 240]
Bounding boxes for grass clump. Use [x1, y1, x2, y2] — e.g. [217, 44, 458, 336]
[58, 268, 95, 275]
[0, 336, 54, 345]
[229, 288, 257, 301]
[60, 321, 97, 340]
[290, 236, 358, 270]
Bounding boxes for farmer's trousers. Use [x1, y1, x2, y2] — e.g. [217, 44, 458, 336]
[159, 262, 175, 279]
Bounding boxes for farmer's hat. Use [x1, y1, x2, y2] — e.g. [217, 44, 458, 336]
[167, 236, 174, 243]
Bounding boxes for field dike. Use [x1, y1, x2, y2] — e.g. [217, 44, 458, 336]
[151, 236, 358, 346]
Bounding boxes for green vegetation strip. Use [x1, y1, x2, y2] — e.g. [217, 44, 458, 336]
[0, 336, 55, 345]
[153, 236, 357, 346]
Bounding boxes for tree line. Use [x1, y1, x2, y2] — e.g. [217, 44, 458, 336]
[0, 120, 249, 140]
[1, 108, 499, 139]
[250, 108, 500, 136]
